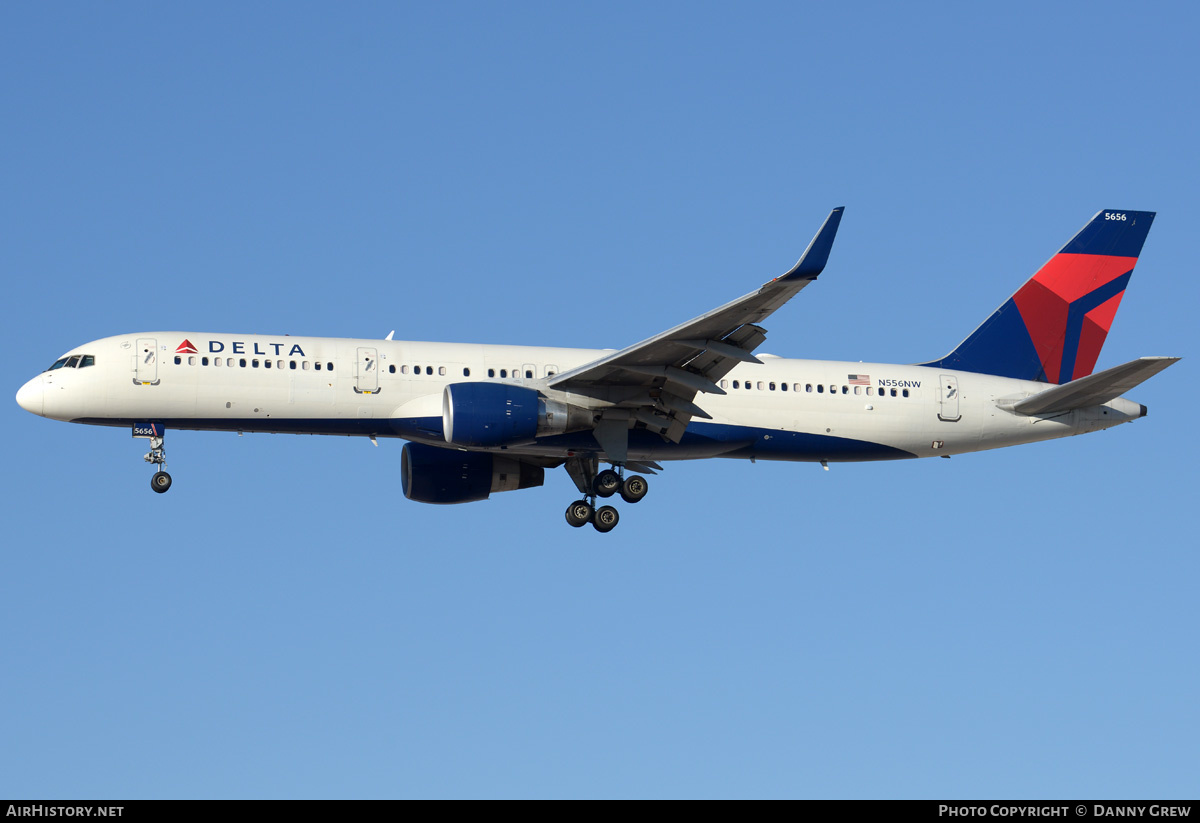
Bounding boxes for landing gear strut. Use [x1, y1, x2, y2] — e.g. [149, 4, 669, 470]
[563, 456, 648, 533]
[144, 435, 172, 493]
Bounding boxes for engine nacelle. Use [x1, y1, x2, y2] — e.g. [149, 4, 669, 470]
[401, 442, 544, 505]
[443, 383, 539, 447]
[442, 382, 594, 447]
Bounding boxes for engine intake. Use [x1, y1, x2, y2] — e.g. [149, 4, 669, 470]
[401, 442, 544, 505]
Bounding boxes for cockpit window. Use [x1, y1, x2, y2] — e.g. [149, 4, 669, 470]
[65, 356, 81, 368]
[79, 355, 95, 368]
[48, 357, 69, 371]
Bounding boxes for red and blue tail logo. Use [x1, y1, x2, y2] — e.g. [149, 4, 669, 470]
[921, 210, 1155, 383]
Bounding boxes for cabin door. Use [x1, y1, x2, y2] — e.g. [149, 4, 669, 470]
[938, 374, 961, 422]
[135, 338, 158, 385]
[356, 347, 379, 394]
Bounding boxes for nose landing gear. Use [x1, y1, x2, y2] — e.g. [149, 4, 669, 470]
[143, 434, 172, 494]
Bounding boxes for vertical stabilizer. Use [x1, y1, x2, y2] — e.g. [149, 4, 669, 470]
[921, 210, 1155, 383]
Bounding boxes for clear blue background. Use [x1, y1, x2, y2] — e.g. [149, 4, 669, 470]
[2, 2, 1195, 799]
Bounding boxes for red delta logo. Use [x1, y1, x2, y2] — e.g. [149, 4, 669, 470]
[175, 339, 198, 354]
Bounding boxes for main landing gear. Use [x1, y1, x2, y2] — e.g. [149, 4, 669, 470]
[144, 435, 172, 493]
[563, 456, 649, 533]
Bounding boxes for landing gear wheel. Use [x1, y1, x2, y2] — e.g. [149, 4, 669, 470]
[565, 500, 594, 528]
[150, 471, 173, 494]
[593, 469, 621, 498]
[592, 505, 619, 533]
[620, 474, 648, 504]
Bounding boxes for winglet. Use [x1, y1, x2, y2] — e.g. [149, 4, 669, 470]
[778, 207, 845, 281]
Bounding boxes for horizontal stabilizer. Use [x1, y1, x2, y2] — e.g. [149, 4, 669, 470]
[1007, 356, 1179, 415]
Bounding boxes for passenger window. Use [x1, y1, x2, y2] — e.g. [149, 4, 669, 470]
[440, 367, 447, 376]
[488, 369, 495, 378]
[303, 361, 311, 371]
[817, 384, 824, 393]
[745, 382, 752, 390]
[214, 357, 222, 367]
[866, 387, 873, 396]
[174, 356, 181, 365]
[757, 382, 764, 390]
[720, 380, 728, 389]
[401, 365, 409, 374]
[769, 382, 776, 391]
[265, 360, 272, 369]
[289, 361, 296, 370]
[463, 368, 470, 377]
[842, 386, 849, 394]
[902, 389, 910, 397]
[781, 383, 787, 392]
[805, 384, 812, 393]
[189, 356, 197, 366]
[327, 363, 334, 372]
[202, 357, 209, 366]
[386, 364, 393, 374]
[732, 380, 739, 389]
[853, 386, 861, 395]
[277, 360, 284, 369]
[890, 389, 897, 397]
[426, 366, 433, 375]
[525, 370, 532, 379]
[500, 369, 508, 378]
[315, 362, 322, 371]
[240, 358, 247, 368]
[252, 359, 259, 368]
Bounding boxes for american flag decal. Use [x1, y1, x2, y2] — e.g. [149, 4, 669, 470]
[848, 374, 870, 385]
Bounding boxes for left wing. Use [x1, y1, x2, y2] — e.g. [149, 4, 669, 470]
[547, 207, 844, 445]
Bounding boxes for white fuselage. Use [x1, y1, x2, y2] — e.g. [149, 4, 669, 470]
[17, 331, 1146, 465]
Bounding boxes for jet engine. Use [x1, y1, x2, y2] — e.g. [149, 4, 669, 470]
[401, 442, 545, 505]
[442, 382, 592, 447]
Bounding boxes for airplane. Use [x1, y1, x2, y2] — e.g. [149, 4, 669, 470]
[15, 208, 1179, 532]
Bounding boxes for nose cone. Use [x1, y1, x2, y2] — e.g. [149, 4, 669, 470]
[16, 375, 44, 416]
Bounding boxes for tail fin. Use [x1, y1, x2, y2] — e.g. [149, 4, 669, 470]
[920, 210, 1155, 383]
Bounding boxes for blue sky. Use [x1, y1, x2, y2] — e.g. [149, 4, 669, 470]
[2, 2, 1196, 799]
